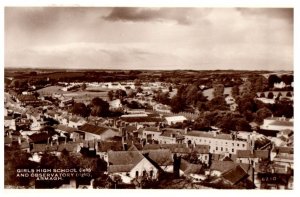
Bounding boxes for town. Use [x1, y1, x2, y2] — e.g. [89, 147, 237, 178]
[4, 69, 294, 189]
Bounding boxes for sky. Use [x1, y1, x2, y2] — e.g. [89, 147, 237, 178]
[4, 7, 293, 70]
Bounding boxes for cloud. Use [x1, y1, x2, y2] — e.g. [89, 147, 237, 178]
[103, 7, 198, 25]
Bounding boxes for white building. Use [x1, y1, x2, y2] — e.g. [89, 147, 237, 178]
[184, 131, 250, 154]
[260, 117, 293, 131]
[165, 115, 187, 125]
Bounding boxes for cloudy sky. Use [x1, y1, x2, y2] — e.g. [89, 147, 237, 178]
[5, 7, 293, 70]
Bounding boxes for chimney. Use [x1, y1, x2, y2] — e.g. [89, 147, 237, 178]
[18, 136, 21, 145]
[173, 154, 181, 178]
[90, 179, 94, 189]
[51, 140, 53, 146]
[47, 137, 50, 145]
[212, 130, 217, 138]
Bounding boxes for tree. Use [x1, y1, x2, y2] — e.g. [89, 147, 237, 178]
[90, 97, 110, 117]
[231, 85, 240, 98]
[213, 84, 224, 98]
[281, 75, 293, 86]
[115, 89, 127, 100]
[260, 92, 266, 98]
[267, 92, 274, 99]
[72, 102, 90, 117]
[170, 96, 185, 113]
[255, 107, 272, 124]
[137, 87, 143, 93]
[268, 75, 281, 88]
[107, 90, 114, 101]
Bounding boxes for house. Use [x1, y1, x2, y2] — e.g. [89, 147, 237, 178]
[79, 123, 120, 141]
[165, 115, 187, 125]
[158, 129, 185, 144]
[141, 126, 161, 143]
[194, 145, 210, 165]
[236, 150, 269, 167]
[107, 150, 159, 183]
[68, 116, 87, 128]
[221, 165, 249, 186]
[270, 146, 293, 170]
[142, 149, 174, 173]
[179, 159, 204, 180]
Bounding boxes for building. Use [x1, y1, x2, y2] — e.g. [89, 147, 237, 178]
[107, 150, 159, 183]
[184, 131, 250, 154]
[79, 123, 120, 141]
[165, 116, 187, 125]
[260, 117, 293, 131]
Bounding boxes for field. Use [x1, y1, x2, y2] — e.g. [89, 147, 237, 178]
[37, 85, 109, 102]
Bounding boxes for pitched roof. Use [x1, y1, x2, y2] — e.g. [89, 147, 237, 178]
[55, 124, 77, 133]
[4, 136, 12, 144]
[79, 124, 114, 135]
[108, 164, 135, 173]
[144, 127, 161, 132]
[185, 131, 232, 140]
[108, 150, 144, 166]
[125, 125, 137, 133]
[222, 165, 248, 185]
[180, 159, 203, 175]
[143, 149, 173, 166]
[29, 132, 51, 143]
[210, 161, 237, 173]
[58, 143, 78, 152]
[31, 144, 58, 152]
[194, 145, 210, 154]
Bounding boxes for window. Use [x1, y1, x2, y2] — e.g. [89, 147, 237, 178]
[150, 170, 153, 177]
[232, 143, 234, 146]
[143, 170, 146, 177]
[221, 147, 223, 151]
[204, 155, 207, 160]
[237, 143, 239, 147]
[135, 171, 139, 177]
[216, 147, 218, 150]
[232, 149, 234, 153]
[126, 173, 130, 176]
[242, 144, 245, 147]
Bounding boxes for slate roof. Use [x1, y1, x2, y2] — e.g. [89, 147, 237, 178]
[29, 133, 51, 143]
[108, 164, 135, 173]
[55, 124, 77, 133]
[194, 145, 210, 154]
[58, 143, 78, 152]
[222, 165, 248, 185]
[143, 149, 173, 166]
[108, 150, 144, 166]
[236, 150, 269, 159]
[210, 161, 237, 173]
[79, 124, 114, 135]
[180, 159, 203, 175]
[144, 127, 161, 132]
[185, 131, 232, 140]
[31, 144, 58, 153]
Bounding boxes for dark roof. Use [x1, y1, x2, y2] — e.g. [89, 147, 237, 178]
[31, 144, 58, 152]
[58, 143, 78, 152]
[210, 161, 237, 173]
[180, 159, 203, 175]
[108, 164, 135, 173]
[144, 127, 161, 132]
[272, 146, 293, 154]
[108, 150, 144, 166]
[20, 141, 30, 149]
[17, 95, 37, 102]
[185, 131, 232, 140]
[98, 141, 123, 152]
[143, 149, 173, 166]
[194, 145, 210, 154]
[125, 125, 137, 133]
[222, 165, 248, 185]
[55, 124, 77, 133]
[4, 136, 12, 144]
[80, 123, 115, 135]
[29, 132, 51, 143]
